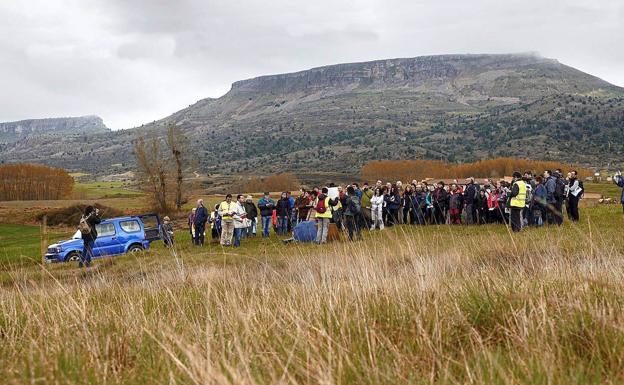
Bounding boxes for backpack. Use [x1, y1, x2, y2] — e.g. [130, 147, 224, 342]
[349, 196, 361, 215]
[554, 178, 566, 200]
[78, 213, 92, 235]
[316, 195, 327, 214]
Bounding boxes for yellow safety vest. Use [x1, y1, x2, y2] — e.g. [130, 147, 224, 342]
[510, 181, 526, 208]
[220, 201, 234, 220]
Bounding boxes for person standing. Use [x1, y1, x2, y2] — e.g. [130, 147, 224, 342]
[432, 182, 449, 225]
[295, 189, 313, 223]
[448, 184, 462, 225]
[258, 192, 276, 238]
[314, 188, 332, 244]
[187, 208, 196, 241]
[276, 192, 291, 235]
[210, 204, 222, 241]
[360, 183, 374, 228]
[544, 170, 558, 225]
[614, 170, 624, 214]
[463, 178, 478, 225]
[343, 186, 362, 241]
[509, 172, 526, 232]
[567, 170, 583, 222]
[244, 195, 258, 237]
[232, 194, 248, 247]
[532, 176, 547, 227]
[161, 216, 174, 247]
[79, 205, 102, 268]
[370, 188, 385, 230]
[193, 199, 208, 246]
[218, 194, 236, 246]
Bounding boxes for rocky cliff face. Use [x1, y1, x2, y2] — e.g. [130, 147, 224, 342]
[0, 116, 109, 143]
[1, 54, 623, 179]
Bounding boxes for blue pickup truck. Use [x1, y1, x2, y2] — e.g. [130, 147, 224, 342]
[44, 214, 161, 263]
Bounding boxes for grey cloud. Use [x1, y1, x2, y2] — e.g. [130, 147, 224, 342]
[0, 0, 622, 129]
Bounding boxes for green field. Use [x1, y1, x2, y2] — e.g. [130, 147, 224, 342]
[73, 181, 143, 199]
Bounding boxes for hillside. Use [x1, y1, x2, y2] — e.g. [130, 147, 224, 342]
[1, 53, 623, 180]
[0, 115, 109, 143]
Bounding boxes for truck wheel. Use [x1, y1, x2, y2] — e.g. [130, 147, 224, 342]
[128, 245, 144, 253]
[65, 252, 81, 262]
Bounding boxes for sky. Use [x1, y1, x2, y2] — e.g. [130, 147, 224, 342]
[0, 0, 622, 130]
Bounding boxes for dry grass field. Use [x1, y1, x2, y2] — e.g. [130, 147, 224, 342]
[1, 200, 624, 384]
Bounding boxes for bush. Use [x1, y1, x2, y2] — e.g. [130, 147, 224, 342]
[36, 204, 124, 227]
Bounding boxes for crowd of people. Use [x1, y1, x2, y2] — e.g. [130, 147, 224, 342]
[185, 168, 605, 247]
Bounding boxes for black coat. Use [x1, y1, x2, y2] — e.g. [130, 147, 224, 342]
[276, 198, 291, 217]
[244, 202, 258, 219]
[81, 213, 102, 242]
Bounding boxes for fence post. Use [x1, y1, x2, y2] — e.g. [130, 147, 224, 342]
[41, 215, 47, 264]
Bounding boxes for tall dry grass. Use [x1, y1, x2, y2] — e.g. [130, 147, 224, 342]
[1, 217, 624, 384]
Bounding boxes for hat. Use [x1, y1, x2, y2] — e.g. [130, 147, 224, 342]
[264, 191, 270, 196]
[246, 195, 253, 201]
[163, 216, 170, 222]
[512, 171, 522, 178]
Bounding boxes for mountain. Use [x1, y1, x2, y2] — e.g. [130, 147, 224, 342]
[0, 116, 109, 143]
[1, 53, 623, 181]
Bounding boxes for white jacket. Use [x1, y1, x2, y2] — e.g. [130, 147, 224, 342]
[232, 202, 248, 229]
[370, 195, 385, 213]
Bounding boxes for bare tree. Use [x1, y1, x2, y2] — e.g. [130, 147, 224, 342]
[134, 136, 169, 212]
[166, 122, 188, 210]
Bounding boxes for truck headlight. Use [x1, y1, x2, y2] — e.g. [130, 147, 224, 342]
[56, 246, 62, 253]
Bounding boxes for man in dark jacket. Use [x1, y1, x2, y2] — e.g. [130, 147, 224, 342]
[543, 170, 560, 225]
[433, 182, 449, 225]
[275, 192, 291, 235]
[193, 199, 209, 246]
[244, 196, 258, 237]
[463, 177, 478, 225]
[258, 192, 276, 237]
[343, 186, 362, 241]
[80, 205, 102, 268]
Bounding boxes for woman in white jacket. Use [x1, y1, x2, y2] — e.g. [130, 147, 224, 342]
[370, 188, 385, 230]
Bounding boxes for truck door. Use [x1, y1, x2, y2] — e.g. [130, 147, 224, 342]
[138, 214, 161, 242]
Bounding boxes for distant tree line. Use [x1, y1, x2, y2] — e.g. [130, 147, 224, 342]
[233, 172, 301, 193]
[362, 157, 593, 183]
[0, 164, 74, 201]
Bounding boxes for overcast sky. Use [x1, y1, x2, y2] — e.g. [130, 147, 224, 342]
[1, 0, 622, 129]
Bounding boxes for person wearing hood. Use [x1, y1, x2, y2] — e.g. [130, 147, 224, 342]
[79, 205, 102, 268]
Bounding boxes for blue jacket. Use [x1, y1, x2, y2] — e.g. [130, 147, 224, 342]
[194, 206, 208, 226]
[545, 176, 557, 203]
[615, 176, 624, 204]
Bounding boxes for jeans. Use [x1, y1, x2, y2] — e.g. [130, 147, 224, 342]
[261, 216, 271, 237]
[316, 218, 330, 243]
[81, 239, 94, 267]
[277, 216, 289, 235]
[233, 228, 243, 247]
